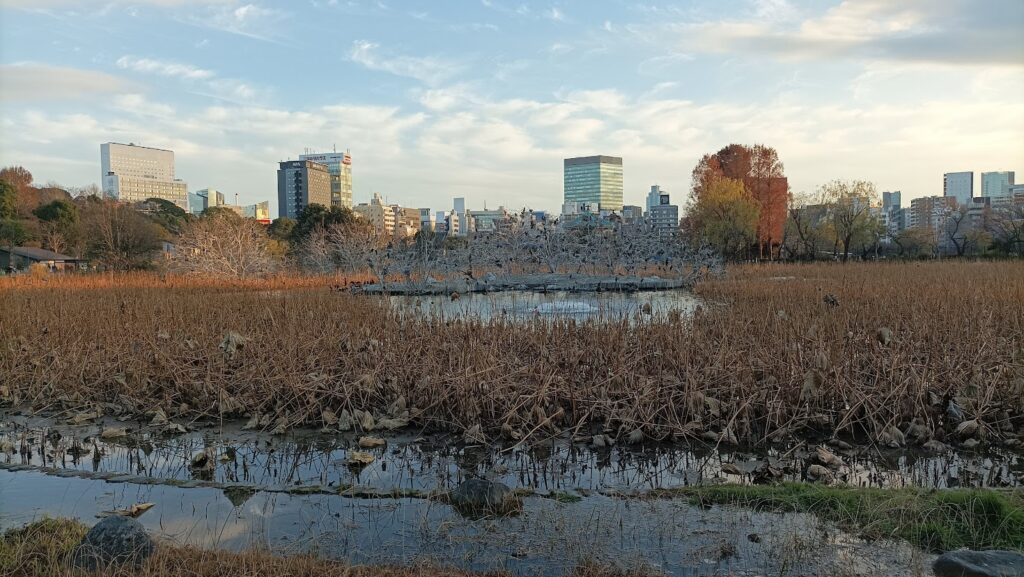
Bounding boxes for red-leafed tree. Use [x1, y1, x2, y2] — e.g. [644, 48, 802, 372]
[691, 144, 789, 259]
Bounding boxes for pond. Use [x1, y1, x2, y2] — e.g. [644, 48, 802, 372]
[2, 412, 1019, 576]
[385, 289, 703, 322]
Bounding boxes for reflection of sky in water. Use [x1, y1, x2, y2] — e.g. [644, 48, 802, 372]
[386, 290, 702, 322]
[1, 418, 1019, 494]
[0, 469, 931, 577]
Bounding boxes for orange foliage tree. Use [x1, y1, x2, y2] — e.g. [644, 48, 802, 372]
[691, 144, 789, 259]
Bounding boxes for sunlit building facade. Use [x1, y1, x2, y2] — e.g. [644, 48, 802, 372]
[564, 155, 623, 212]
[101, 142, 188, 210]
[298, 151, 353, 209]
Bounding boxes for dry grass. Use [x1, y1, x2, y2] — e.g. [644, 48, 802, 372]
[0, 261, 1021, 445]
[1, 519, 653, 577]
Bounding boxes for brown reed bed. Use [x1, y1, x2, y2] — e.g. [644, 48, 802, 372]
[2, 518, 652, 577]
[0, 261, 1021, 447]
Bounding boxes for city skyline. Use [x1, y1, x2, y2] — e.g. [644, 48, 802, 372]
[1, 0, 1022, 214]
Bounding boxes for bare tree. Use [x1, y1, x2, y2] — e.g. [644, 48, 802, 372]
[170, 213, 276, 279]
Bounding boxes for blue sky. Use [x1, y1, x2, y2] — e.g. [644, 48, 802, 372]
[1, 0, 1022, 215]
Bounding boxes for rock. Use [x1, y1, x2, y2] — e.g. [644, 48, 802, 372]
[358, 436, 386, 449]
[933, 550, 1024, 577]
[163, 422, 187, 435]
[962, 438, 981, 449]
[923, 440, 950, 453]
[357, 411, 375, 432]
[876, 327, 893, 346]
[377, 417, 409, 430]
[450, 478, 519, 516]
[72, 516, 154, 571]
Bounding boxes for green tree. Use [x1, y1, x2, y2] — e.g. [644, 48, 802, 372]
[33, 199, 81, 255]
[685, 177, 760, 260]
[0, 180, 16, 220]
[268, 217, 296, 242]
[818, 180, 880, 262]
[142, 198, 191, 234]
[292, 204, 357, 242]
[201, 206, 243, 221]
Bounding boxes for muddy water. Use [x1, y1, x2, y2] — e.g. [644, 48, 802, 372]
[1, 412, 1017, 576]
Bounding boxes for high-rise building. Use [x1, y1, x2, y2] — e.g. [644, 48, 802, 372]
[100, 142, 188, 210]
[277, 160, 331, 219]
[564, 155, 624, 212]
[909, 196, 957, 229]
[647, 192, 679, 237]
[621, 205, 644, 224]
[881, 191, 903, 239]
[981, 171, 1015, 198]
[645, 185, 664, 213]
[298, 151, 353, 209]
[943, 172, 973, 207]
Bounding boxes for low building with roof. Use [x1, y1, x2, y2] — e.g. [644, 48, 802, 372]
[0, 247, 86, 272]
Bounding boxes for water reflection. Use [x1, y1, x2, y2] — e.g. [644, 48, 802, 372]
[385, 290, 702, 322]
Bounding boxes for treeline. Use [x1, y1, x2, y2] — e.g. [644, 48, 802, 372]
[0, 166, 367, 274]
[680, 145, 1024, 261]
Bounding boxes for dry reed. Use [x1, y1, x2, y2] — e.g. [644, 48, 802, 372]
[1, 261, 1021, 446]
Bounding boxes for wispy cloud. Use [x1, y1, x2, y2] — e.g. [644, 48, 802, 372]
[0, 63, 133, 101]
[116, 55, 214, 80]
[349, 40, 462, 86]
[181, 3, 288, 43]
[115, 55, 265, 104]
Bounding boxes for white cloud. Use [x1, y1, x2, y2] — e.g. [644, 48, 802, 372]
[0, 64, 132, 101]
[677, 0, 1024, 66]
[349, 40, 461, 86]
[116, 56, 214, 80]
[546, 7, 564, 21]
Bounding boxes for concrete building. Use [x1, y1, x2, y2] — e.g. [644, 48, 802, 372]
[909, 195, 957, 229]
[981, 171, 1015, 198]
[943, 172, 974, 207]
[564, 155, 624, 212]
[647, 191, 679, 237]
[189, 188, 226, 214]
[353, 193, 396, 235]
[419, 208, 434, 232]
[469, 207, 510, 234]
[277, 160, 332, 219]
[881, 191, 903, 239]
[100, 142, 188, 210]
[392, 205, 422, 238]
[621, 205, 644, 224]
[452, 198, 468, 236]
[298, 151, 353, 209]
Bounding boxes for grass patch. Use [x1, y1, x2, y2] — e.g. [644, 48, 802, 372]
[0, 519, 655, 577]
[664, 483, 1024, 552]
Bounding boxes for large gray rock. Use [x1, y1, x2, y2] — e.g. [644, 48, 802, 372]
[72, 515, 154, 571]
[933, 550, 1024, 577]
[450, 478, 519, 517]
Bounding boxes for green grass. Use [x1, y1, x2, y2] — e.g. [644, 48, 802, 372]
[0, 518, 87, 577]
[661, 483, 1024, 552]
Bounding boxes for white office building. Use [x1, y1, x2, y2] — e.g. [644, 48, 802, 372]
[943, 172, 974, 207]
[101, 142, 188, 210]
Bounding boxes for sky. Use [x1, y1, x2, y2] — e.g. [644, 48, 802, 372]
[0, 0, 1022, 215]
